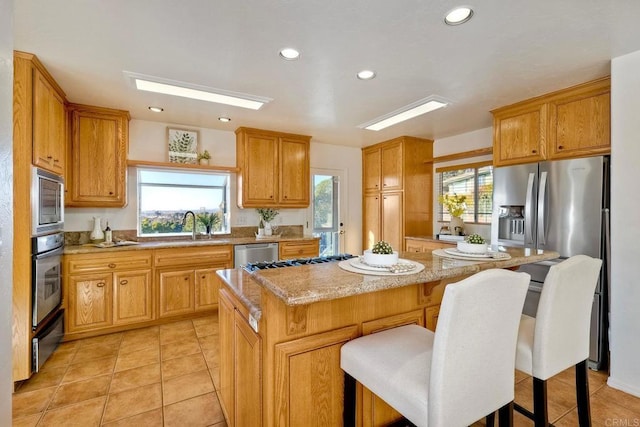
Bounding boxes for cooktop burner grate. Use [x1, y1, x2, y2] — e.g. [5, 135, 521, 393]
[243, 254, 356, 272]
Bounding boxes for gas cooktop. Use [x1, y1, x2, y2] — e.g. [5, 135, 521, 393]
[243, 254, 356, 273]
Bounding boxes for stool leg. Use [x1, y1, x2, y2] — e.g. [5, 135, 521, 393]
[533, 378, 549, 427]
[343, 373, 356, 427]
[498, 401, 514, 427]
[576, 360, 592, 427]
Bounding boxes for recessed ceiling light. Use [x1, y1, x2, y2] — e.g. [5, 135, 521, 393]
[123, 71, 272, 110]
[148, 106, 164, 113]
[218, 117, 231, 122]
[444, 6, 474, 25]
[357, 70, 376, 80]
[279, 48, 301, 60]
[358, 96, 450, 131]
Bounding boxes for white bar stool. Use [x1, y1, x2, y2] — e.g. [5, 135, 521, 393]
[341, 269, 530, 427]
[514, 255, 603, 427]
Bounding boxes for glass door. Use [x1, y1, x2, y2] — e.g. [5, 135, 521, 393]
[308, 169, 345, 256]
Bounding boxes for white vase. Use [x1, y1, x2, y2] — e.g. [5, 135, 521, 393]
[449, 216, 464, 236]
[264, 222, 273, 236]
[90, 217, 104, 242]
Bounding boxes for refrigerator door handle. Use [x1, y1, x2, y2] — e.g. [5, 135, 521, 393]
[538, 171, 548, 246]
[525, 173, 536, 245]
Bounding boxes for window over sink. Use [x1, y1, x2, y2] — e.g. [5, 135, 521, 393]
[137, 168, 231, 236]
[436, 161, 493, 224]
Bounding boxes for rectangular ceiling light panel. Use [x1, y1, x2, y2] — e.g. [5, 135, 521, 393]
[124, 71, 272, 110]
[359, 96, 450, 131]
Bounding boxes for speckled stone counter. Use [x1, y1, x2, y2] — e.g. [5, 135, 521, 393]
[64, 235, 319, 255]
[217, 247, 559, 321]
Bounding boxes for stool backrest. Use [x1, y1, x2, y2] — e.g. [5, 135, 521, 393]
[428, 269, 530, 426]
[533, 255, 603, 379]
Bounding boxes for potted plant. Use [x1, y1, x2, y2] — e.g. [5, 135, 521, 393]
[256, 208, 279, 236]
[438, 193, 467, 235]
[363, 240, 399, 266]
[198, 150, 211, 166]
[197, 211, 221, 235]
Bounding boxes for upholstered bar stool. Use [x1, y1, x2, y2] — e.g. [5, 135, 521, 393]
[341, 269, 530, 427]
[514, 255, 602, 427]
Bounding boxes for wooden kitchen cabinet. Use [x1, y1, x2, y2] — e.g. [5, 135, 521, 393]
[278, 239, 320, 260]
[219, 288, 262, 427]
[236, 127, 311, 208]
[64, 251, 153, 336]
[405, 237, 455, 253]
[32, 67, 67, 175]
[66, 103, 130, 207]
[155, 245, 233, 318]
[67, 273, 113, 332]
[362, 136, 433, 251]
[492, 77, 610, 166]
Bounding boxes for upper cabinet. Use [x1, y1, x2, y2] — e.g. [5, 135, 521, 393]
[236, 127, 311, 208]
[492, 77, 610, 167]
[66, 104, 130, 207]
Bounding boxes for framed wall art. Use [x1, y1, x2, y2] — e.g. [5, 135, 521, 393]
[167, 127, 199, 164]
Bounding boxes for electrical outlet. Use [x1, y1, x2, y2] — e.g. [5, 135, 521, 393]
[236, 214, 247, 225]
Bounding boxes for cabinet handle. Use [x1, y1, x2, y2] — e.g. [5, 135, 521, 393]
[201, 275, 206, 279]
[109, 191, 114, 195]
[47, 155, 52, 159]
[53, 159, 60, 163]
[120, 279, 128, 285]
[532, 150, 537, 154]
[108, 263, 116, 268]
[96, 282, 105, 287]
[269, 195, 273, 199]
[383, 183, 387, 187]
[284, 195, 288, 199]
[558, 145, 564, 150]
[184, 277, 189, 281]
[383, 196, 387, 199]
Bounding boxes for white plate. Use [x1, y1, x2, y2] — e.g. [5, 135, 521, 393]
[444, 248, 493, 258]
[350, 258, 414, 272]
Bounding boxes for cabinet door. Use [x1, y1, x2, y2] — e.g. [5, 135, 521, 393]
[113, 270, 153, 325]
[234, 310, 262, 427]
[68, 107, 128, 207]
[218, 289, 235, 426]
[195, 267, 220, 311]
[493, 103, 546, 166]
[363, 193, 381, 250]
[362, 148, 381, 192]
[381, 192, 403, 253]
[158, 269, 195, 318]
[548, 90, 610, 159]
[381, 142, 403, 191]
[67, 273, 113, 332]
[279, 137, 310, 206]
[425, 305, 441, 332]
[405, 238, 425, 253]
[33, 70, 66, 175]
[242, 133, 279, 206]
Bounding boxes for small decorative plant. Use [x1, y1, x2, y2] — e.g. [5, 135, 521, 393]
[372, 240, 394, 254]
[438, 193, 467, 218]
[197, 212, 221, 232]
[198, 150, 211, 161]
[465, 234, 486, 244]
[256, 208, 279, 223]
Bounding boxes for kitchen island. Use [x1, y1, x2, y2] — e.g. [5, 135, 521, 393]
[216, 247, 559, 427]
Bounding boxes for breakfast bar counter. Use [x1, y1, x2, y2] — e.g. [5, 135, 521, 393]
[215, 247, 558, 427]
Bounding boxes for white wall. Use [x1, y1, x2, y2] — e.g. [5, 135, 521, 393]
[432, 127, 493, 240]
[608, 49, 640, 397]
[65, 120, 363, 254]
[0, 0, 14, 420]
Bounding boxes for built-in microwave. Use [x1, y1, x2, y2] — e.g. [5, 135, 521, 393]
[31, 167, 64, 236]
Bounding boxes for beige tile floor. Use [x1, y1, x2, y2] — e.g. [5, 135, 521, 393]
[13, 313, 640, 426]
[12, 315, 226, 426]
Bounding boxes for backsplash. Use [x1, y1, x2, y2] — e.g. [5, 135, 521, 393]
[64, 225, 305, 246]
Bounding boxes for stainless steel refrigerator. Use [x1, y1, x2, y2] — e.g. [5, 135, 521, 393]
[491, 155, 610, 370]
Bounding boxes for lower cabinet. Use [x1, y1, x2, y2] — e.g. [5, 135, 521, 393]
[64, 245, 232, 338]
[278, 239, 320, 260]
[219, 288, 262, 427]
[405, 237, 455, 253]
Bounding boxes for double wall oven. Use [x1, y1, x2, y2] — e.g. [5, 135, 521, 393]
[31, 167, 65, 373]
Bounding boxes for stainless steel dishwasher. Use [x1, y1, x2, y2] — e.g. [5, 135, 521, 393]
[234, 242, 279, 268]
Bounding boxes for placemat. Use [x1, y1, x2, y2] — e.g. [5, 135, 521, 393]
[338, 259, 425, 276]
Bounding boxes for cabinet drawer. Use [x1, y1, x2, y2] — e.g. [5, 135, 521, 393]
[154, 245, 232, 268]
[66, 251, 152, 274]
[279, 240, 319, 260]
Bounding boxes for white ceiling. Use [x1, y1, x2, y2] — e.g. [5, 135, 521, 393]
[13, 0, 640, 148]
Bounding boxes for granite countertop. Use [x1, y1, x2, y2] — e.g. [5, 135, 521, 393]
[216, 247, 559, 322]
[64, 235, 319, 255]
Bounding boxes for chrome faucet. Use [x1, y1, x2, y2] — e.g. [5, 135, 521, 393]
[182, 211, 197, 240]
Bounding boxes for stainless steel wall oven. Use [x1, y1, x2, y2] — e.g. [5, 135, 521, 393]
[31, 166, 64, 236]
